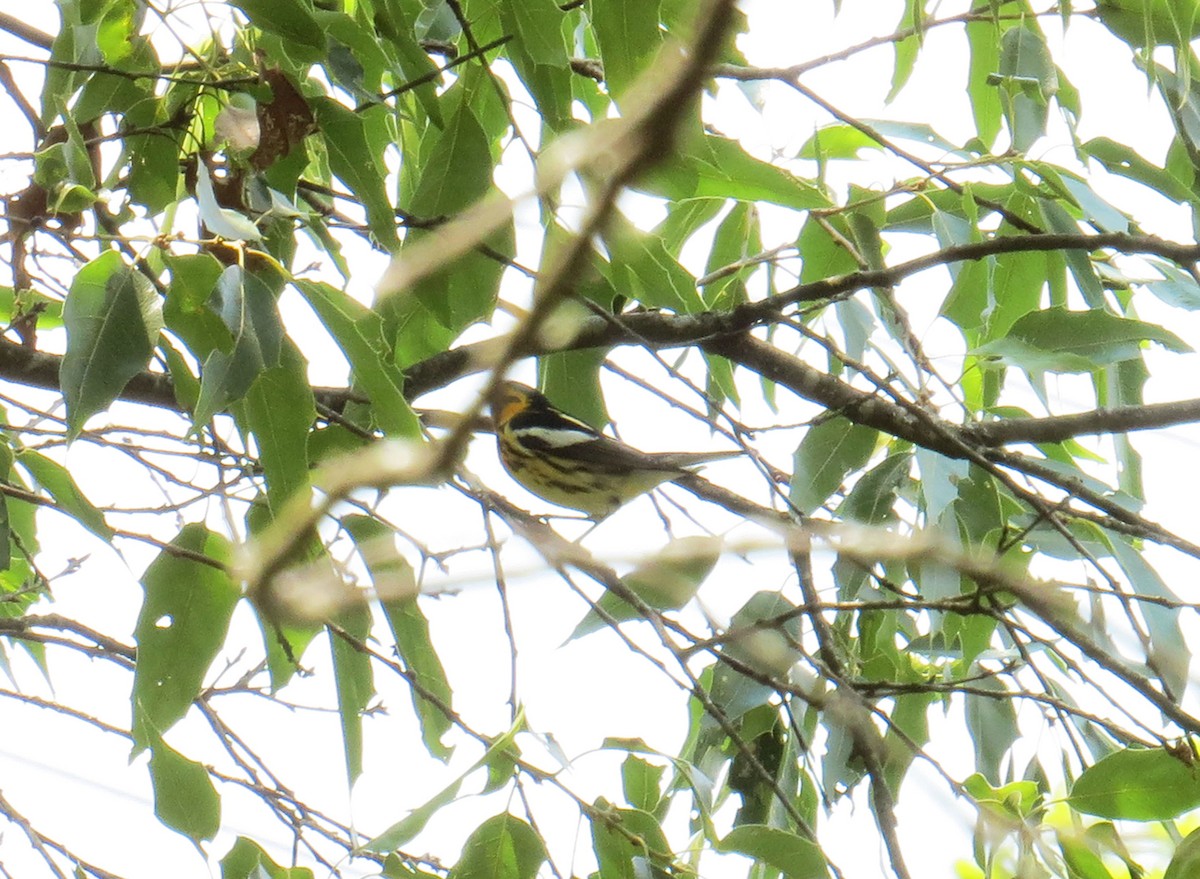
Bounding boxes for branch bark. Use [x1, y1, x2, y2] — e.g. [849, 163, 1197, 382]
[0, 228, 1195, 459]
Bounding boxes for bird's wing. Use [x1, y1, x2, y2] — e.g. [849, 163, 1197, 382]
[508, 412, 682, 475]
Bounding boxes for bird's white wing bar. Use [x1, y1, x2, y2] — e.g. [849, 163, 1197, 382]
[513, 426, 598, 449]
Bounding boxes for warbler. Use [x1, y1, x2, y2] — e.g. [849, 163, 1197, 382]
[489, 381, 734, 519]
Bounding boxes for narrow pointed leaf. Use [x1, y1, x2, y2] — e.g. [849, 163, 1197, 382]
[17, 448, 113, 541]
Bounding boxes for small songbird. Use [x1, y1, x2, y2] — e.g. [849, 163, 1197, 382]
[489, 381, 734, 519]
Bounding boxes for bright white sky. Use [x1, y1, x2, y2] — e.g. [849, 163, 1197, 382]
[1, 2, 1199, 878]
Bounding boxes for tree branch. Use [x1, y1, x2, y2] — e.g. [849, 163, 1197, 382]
[0, 230, 1196, 463]
[0, 14, 53, 51]
[963, 398, 1200, 445]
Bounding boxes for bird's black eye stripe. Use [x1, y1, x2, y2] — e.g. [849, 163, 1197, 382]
[509, 409, 600, 437]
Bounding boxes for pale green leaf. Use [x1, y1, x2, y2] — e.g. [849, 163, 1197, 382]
[132, 524, 236, 748]
[61, 252, 162, 439]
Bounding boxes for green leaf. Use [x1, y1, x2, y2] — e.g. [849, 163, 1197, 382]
[798, 123, 885, 161]
[539, 344, 608, 430]
[996, 25, 1057, 153]
[0, 287, 63, 331]
[380, 597, 455, 760]
[1095, 0, 1200, 47]
[703, 201, 760, 308]
[496, 0, 571, 131]
[293, 280, 420, 437]
[242, 344, 315, 510]
[164, 252, 227, 356]
[591, 0, 662, 98]
[1109, 537, 1189, 699]
[16, 449, 113, 542]
[311, 100, 400, 251]
[790, 418, 879, 515]
[330, 602, 373, 784]
[839, 451, 911, 525]
[887, 1, 922, 103]
[804, 119, 974, 164]
[1068, 748, 1200, 819]
[509, 59, 573, 133]
[590, 804, 671, 879]
[0, 454, 38, 594]
[881, 691, 934, 793]
[645, 131, 829, 210]
[61, 251, 163, 439]
[622, 755, 665, 813]
[160, 340, 200, 412]
[1085, 136, 1196, 204]
[404, 99, 499, 326]
[964, 677, 1019, 784]
[132, 524, 237, 748]
[1164, 828, 1200, 879]
[0, 485, 10, 578]
[40, 0, 107, 121]
[126, 102, 181, 213]
[407, 100, 492, 220]
[497, 0, 567, 66]
[345, 514, 453, 761]
[1056, 829, 1117, 879]
[244, 502, 322, 691]
[978, 306, 1190, 372]
[1145, 259, 1200, 309]
[220, 836, 315, 879]
[602, 221, 700, 313]
[1148, 59, 1200, 159]
[370, 4, 444, 127]
[318, 11, 387, 98]
[964, 773, 1041, 818]
[974, 336, 1095, 374]
[718, 825, 829, 879]
[33, 130, 97, 214]
[366, 711, 526, 851]
[384, 294, 458, 369]
[569, 536, 722, 640]
[659, 197, 725, 257]
[965, 18, 1003, 150]
[383, 855, 443, 879]
[448, 814, 547, 879]
[194, 266, 284, 426]
[708, 593, 802, 727]
[147, 732, 220, 842]
[942, 245, 1047, 343]
[233, 0, 325, 53]
[369, 774, 467, 853]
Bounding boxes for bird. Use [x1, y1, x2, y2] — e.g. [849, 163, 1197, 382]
[488, 380, 735, 520]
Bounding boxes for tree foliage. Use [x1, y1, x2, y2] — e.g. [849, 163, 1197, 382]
[4, 1, 1200, 877]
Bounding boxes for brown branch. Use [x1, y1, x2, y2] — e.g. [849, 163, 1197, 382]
[0, 14, 53, 50]
[762, 230, 1200, 314]
[1, 613, 135, 659]
[405, 230, 1200, 394]
[359, 34, 512, 111]
[703, 333, 1200, 560]
[0, 59, 41, 139]
[963, 398, 1200, 445]
[0, 53, 258, 90]
[0, 334, 366, 417]
[711, 10, 1054, 82]
[703, 333, 947, 449]
[0, 229, 1195, 494]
